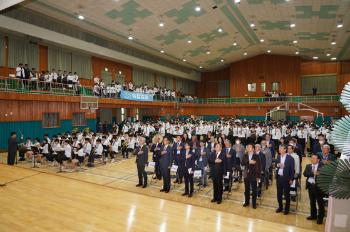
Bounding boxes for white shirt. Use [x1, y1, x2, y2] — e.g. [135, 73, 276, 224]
[64, 144, 72, 158]
[278, 154, 287, 176]
[95, 144, 103, 155]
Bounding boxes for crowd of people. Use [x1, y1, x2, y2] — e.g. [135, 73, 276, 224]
[93, 77, 197, 102]
[15, 63, 81, 90]
[7, 118, 336, 225]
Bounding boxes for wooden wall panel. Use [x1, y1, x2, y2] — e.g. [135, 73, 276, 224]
[39, 45, 48, 72]
[91, 56, 132, 84]
[0, 67, 15, 77]
[300, 61, 340, 75]
[340, 61, 350, 74]
[230, 55, 301, 97]
[198, 67, 230, 98]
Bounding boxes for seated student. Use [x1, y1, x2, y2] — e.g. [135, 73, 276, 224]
[61, 140, 74, 169]
[39, 139, 50, 162]
[110, 135, 120, 162]
[24, 138, 34, 160]
[74, 143, 85, 166]
[83, 138, 92, 156]
[87, 138, 103, 166]
[50, 139, 61, 165]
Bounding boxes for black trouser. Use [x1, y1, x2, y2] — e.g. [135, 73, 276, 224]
[122, 147, 129, 158]
[244, 178, 257, 206]
[184, 170, 194, 194]
[161, 167, 170, 191]
[298, 138, 306, 156]
[273, 139, 279, 155]
[212, 170, 223, 201]
[7, 152, 16, 165]
[77, 156, 84, 164]
[308, 185, 325, 220]
[224, 171, 233, 191]
[155, 161, 162, 179]
[176, 164, 184, 183]
[276, 177, 291, 211]
[88, 153, 101, 163]
[137, 164, 147, 186]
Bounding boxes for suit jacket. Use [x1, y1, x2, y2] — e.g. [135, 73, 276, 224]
[159, 144, 173, 169]
[303, 162, 324, 190]
[151, 143, 162, 162]
[316, 152, 336, 162]
[184, 150, 196, 172]
[208, 150, 226, 176]
[241, 153, 261, 181]
[197, 147, 209, 169]
[267, 140, 275, 157]
[223, 147, 236, 172]
[275, 154, 295, 182]
[172, 142, 185, 165]
[135, 144, 148, 166]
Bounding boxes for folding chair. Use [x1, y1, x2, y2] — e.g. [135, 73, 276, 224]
[145, 162, 156, 185]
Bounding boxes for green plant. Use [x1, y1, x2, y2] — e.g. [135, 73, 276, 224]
[318, 159, 350, 199]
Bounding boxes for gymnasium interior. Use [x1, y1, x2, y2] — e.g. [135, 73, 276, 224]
[0, 1, 350, 232]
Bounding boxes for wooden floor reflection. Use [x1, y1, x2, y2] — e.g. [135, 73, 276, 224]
[0, 163, 324, 232]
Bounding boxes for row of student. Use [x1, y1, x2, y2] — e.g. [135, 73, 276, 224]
[116, 118, 333, 156]
[15, 63, 80, 85]
[92, 79, 196, 101]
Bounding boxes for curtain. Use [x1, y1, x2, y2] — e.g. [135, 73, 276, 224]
[301, 75, 337, 94]
[72, 52, 92, 79]
[101, 70, 112, 84]
[0, 35, 4, 66]
[48, 46, 71, 72]
[133, 68, 154, 86]
[165, 77, 173, 89]
[158, 76, 166, 88]
[8, 36, 38, 69]
[218, 80, 230, 96]
[176, 79, 183, 92]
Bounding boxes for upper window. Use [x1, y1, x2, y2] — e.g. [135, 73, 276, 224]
[43, 113, 59, 128]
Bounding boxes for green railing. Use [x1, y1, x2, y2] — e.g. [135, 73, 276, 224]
[0, 77, 340, 104]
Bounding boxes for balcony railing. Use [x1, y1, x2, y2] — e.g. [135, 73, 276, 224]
[0, 76, 340, 104]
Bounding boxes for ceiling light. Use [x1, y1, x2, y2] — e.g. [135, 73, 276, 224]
[234, 0, 241, 3]
[206, 50, 211, 55]
[218, 28, 223, 33]
[104, 67, 108, 72]
[331, 57, 337, 61]
[128, 35, 133, 40]
[260, 38, 264, 42]
[220, 59, 225, 62]
[293, 40, 298, 44]
[313, 56, 319, 60]
[195, 6, 201, 12]
[267, 50, 271, 53]
[295, 51, 299, 55]
[77, 14, 85, 20]
[160, 50, 165, 53]
[290, 23, 296, 28]
[182, 58, 187, 62]
[199, 66, 203, 69]
[243, 52, 247, 56]
[187, 40, 192, 44]
[331, 41, 336, 45]
[337, 23, 343, 28]
[326, 53, 331, 57]
[159, 21, 164, 27]
[233, 42, 238, 46]
[250, 23, 255, 28]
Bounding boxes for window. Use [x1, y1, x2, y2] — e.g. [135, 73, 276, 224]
[272, 82, 280, 91]
[261, 82, 266, 92]
[43, 113, 59, 128]
[247, 83, 256, 92]
[72, 113, 87, 126]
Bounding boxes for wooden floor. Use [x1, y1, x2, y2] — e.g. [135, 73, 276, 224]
[0, 153, 325, 232]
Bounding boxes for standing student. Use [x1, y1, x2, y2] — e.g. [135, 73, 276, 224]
[275, 144, 295, 215]
[303, 154, 325, 224]
[208, 143, 225, 204]
[135, 137, 148, 188]
[223, 139, 236, 192]
[197, 140, 209, 187]
[7, 132, 18, 165]
[182, 143, 195, 197]
[160, 137, 172, 193]
[242, 143, 261, 209]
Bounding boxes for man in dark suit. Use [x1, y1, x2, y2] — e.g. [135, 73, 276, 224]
[208, 143, 225, 204]
[172, 136, 185, 184]
[275, 144, 295, 215]
[223, 139, 236, 192]
[160, 137, 173, 193]
[198, 140, 209, 187]
[134, 137, 148, 188]
[7, 132, 18, 165]
[265, 134, 275, 160]
[150, 136, 162, 180]
[242, 143, 261, 209]
[303, 154, 325, 224]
